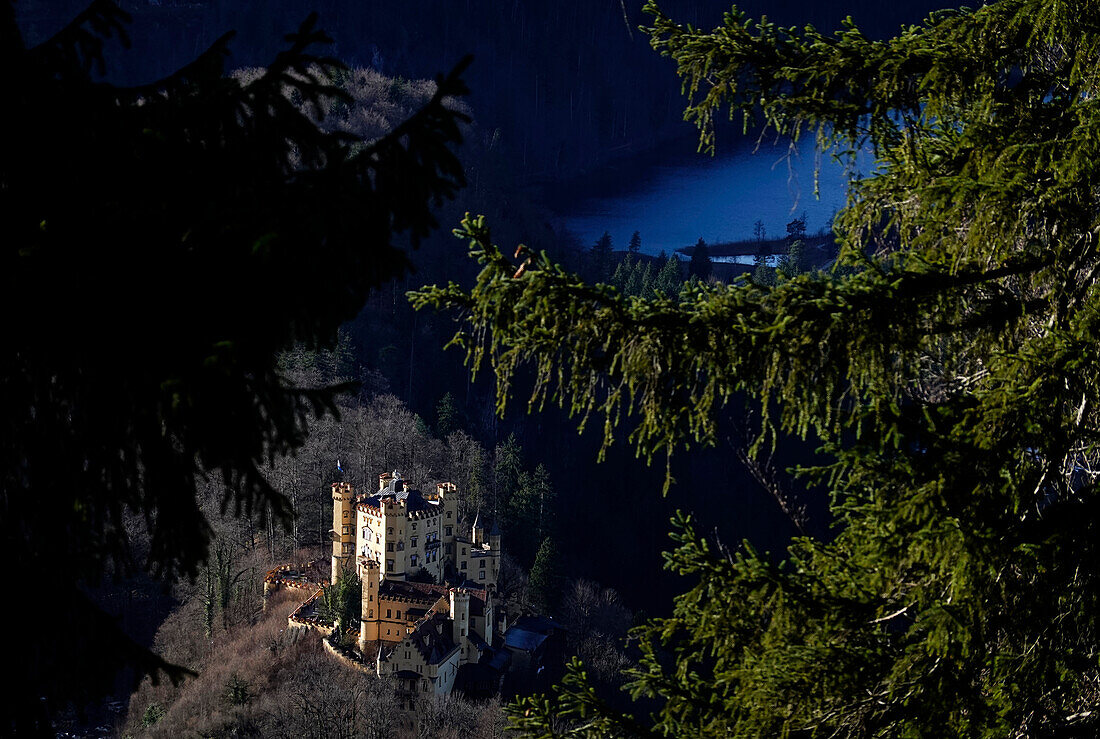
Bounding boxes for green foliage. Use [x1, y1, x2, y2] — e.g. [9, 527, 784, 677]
[414, 0, 1100, 734]
[493, 432, 525, 516]
[751, 251, 776, 286]
[777, 239, 805, 279]
[611, 254, 658, 299]
[528, 537, 565, 616]
[507, 464, 557, 567]
[1, 1, 469, 718]
[436, 390, 462, 437]
[141, 702, 165, 728]
[317, 568, 362, 632]
[779, 214, 808, 278]
[223, 673, 252, 707]
[610, 253, 635, 291]
[652, 255, 683, 297]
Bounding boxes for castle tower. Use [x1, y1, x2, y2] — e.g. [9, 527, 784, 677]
[450, 588, 471, 661]
[488, 521, 501, 554]
[358, 559, 380, 652]
[484, 589, 495, 645]
[380, 495, 406, 580]
[331, 481, 356, 578]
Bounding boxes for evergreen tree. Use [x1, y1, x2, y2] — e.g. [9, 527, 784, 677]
[626, 260, 654, 298]
[435, 391, 462, 437]
[779, 212, 808, 278]
[527, 537, 564, 616]
[777, 238, 805, 279]
[414, 0, 1100, 734]
[493, 433, 524, 519]
[751, 252, 776, 286]
[609, 252, 634, 292]
[652, 254, 683, 297]
[141, 703, 166, 729]
[507, 463, 557, 567]
[628, 230, 642, 255]
[223, 674, 252, 708]
[317, 568, 362, 634]
[688, 236, 712, 280]
[590, 231, 614, 281]
[2, 2, 469, 722]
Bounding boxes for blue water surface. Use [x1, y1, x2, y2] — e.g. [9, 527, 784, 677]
[555, 134, 865, 255]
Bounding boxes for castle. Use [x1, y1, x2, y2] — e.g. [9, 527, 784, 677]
[330, 472, 504, 699]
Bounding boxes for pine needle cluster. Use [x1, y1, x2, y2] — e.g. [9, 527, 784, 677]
[413, 0, 1100, 734]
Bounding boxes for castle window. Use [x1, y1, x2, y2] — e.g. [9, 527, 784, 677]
[411, 537, 417, 548]
[460, 561, 467, 570]
[387, 527, 393, 535]
[461, 547, 466, 555]
[342, 524, 351, 535]
[387, 609, 392, 618]
[447, 511, 452, 518]
[343, 510, 349, 518]
[376, 535, 380, 543]
[445, 526, 452, 537]
[368, 609, 373, 617]
[396, 610, 402, 619]
[480, 559, 486, 568]
[386, 560, 394, 572]
[412, 522, 417, 530]
[342, 543, 352, 554]
[397, 541, 404, 551]
[387, 543, 394, 552]
[479, 571, 486, 580]
[410, 555, 418, 567]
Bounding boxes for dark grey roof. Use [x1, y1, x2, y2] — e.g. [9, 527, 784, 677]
[409, 612, 458, 664]
[512, 614, 566, 634]
[364, 484, 436, 513]
[504, 627, 548, 653]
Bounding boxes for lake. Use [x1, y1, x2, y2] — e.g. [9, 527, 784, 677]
[551, 132, 865, 256]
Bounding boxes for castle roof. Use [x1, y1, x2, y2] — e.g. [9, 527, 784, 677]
[379, 579, 449, 605]
[408, 612, 458, 665]
[361, 484, 437, 514]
